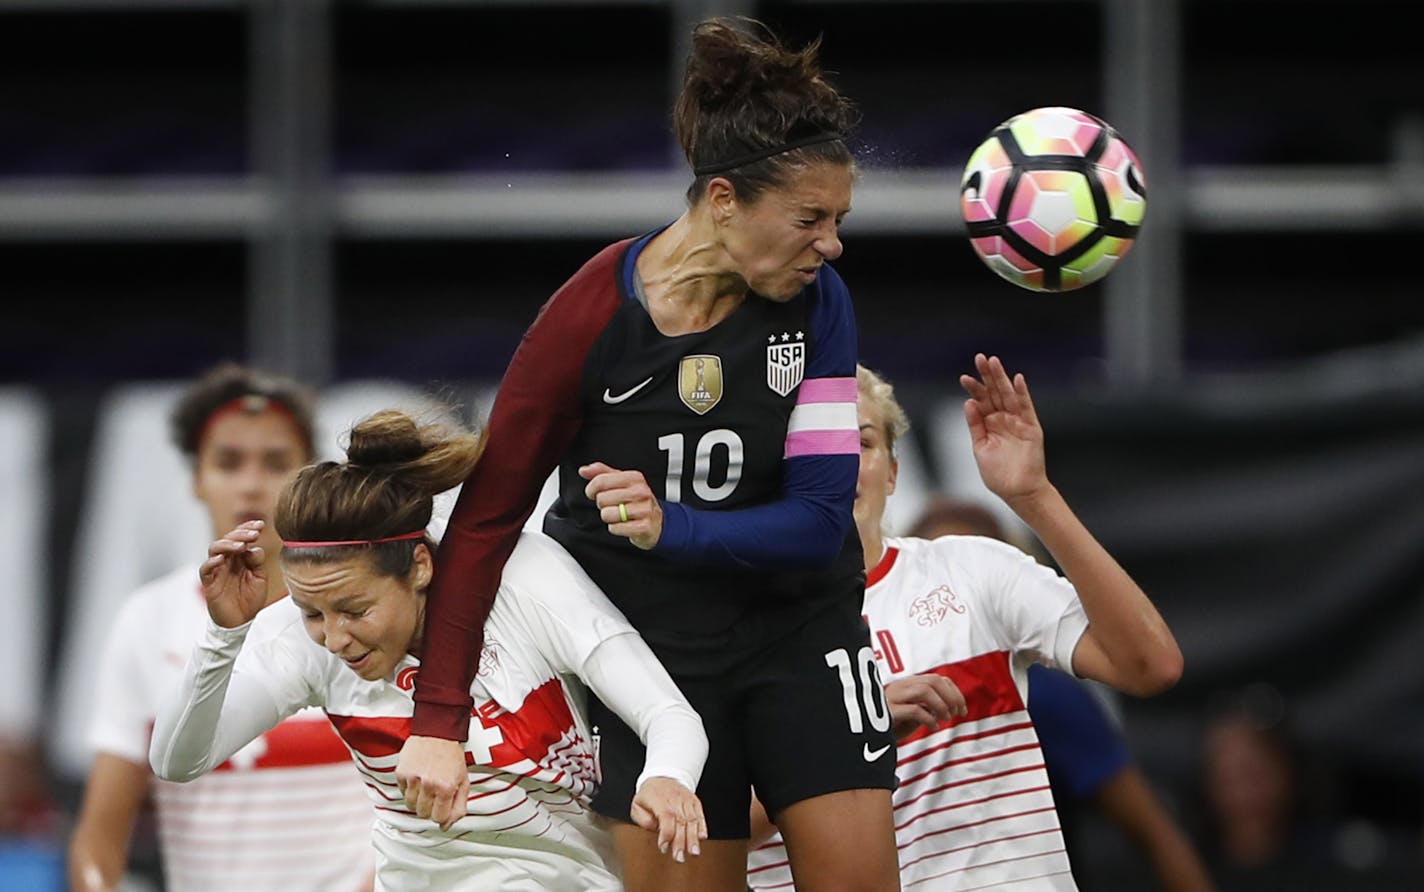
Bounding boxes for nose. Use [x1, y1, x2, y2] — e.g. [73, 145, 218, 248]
[322, 618, 353, 655]
[235, 458, 268, 497]
[814, 225, 843, 261]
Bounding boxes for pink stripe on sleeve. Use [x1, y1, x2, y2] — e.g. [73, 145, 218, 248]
[795, 376, 857, 404]
[785, 428, 860, 458]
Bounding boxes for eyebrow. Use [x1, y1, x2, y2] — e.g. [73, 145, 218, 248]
[290, 593, 367, 613]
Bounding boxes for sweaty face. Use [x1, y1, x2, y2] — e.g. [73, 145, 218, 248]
[855, 395, 898, 539]
[721, 161, 853, 301]
[284, 549, 431, 682]
[192, 409, 309, 554]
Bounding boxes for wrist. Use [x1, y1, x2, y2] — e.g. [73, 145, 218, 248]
[1004, 484, 1063, 525]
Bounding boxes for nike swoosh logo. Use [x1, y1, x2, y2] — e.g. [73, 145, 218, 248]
[863, 743, 891, 762]
[602, 376, 654, 404]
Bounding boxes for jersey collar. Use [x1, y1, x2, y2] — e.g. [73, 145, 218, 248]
[866, 545, 899, 589]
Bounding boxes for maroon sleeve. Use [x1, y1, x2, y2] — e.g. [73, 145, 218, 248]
[409, 241, 629, 740]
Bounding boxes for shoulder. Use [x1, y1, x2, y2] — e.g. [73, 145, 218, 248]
[520, 237, 639, 356]
[542, 237, 637, 313]
[879, 534, 1040, 602]
[114, 565, 203, 627]
[813, 262, 849, 295]
[500, 532, 633, 628]
[248, 596, 308, 642]
[893, 533, 1022, 565]
[806, 263, 852, 314]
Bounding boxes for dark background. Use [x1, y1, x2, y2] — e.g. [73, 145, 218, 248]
[2, 1, 1422, 889]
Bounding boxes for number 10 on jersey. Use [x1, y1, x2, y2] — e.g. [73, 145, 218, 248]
[657, 429, 745, 503]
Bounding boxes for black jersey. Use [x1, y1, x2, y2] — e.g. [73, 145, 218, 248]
[416, 229, 864, 735]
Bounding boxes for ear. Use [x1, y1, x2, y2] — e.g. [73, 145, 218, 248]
[887, 454, 900, 498]
[705, 177, 738, 225]
[410, 542, 434, 592]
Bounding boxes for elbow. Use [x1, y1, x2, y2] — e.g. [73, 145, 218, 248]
[148, 750, 204, 784]
[1127, 646, 1184, 697]
[148, 760, 189, 784]
[801, 507, 855, 567]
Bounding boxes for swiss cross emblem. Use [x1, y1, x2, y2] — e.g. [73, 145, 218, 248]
[766, 333, 806, 396]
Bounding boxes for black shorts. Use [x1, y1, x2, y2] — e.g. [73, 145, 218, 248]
[588, 602, 897, 839]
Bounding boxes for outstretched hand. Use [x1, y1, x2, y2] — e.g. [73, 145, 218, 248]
[580, 462, 663, 550]
[631, 776, 708, 864]
[198, 520, 270, 629]
[960, 353, 1049, 506]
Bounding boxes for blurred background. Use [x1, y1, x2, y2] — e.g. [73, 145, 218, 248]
[1, 0, 1421, 889]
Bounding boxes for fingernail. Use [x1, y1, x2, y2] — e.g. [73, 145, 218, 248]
[690, 843, 700, 856]
[675, 850, 685, 863]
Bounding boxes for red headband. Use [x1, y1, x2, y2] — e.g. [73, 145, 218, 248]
[282, 530, 427, 549]
[197, 394, 307, 454]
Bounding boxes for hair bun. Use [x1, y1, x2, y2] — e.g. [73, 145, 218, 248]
[345, 410, 427, 467]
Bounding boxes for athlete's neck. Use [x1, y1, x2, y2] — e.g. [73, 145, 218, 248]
[860, 523, 885, 574]
[638, 213, 747, 335]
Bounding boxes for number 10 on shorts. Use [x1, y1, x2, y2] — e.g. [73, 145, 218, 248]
[825, 647, 891, 733]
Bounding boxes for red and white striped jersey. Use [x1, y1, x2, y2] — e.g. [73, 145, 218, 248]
[169, 532, 701, 890]
[88, 565, 374, 892]
[749, 535, 1089, 891]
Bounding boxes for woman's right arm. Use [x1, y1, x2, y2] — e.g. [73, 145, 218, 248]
[410, 245, 624, 741]
[398, 245, 626, 826]
[151, 521, 310, 781]
[149, 619, 289, 782]
[68, 753, 148, 892]
[69, 587, 162, 892]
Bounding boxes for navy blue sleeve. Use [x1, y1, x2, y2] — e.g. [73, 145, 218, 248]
[654, 267, 859, 568]
[1027, 664, 1133, 801]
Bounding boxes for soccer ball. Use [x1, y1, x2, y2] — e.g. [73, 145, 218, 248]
[959, 106, 1147, 292]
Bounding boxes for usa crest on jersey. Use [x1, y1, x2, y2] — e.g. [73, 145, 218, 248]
[678, 354, 723, 414]
[766, 341, 805, 396]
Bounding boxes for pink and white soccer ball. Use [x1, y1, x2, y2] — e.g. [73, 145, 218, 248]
[960, 106, 1147, 292]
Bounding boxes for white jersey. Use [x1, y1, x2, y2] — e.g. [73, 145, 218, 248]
[151, 531, 707, 892]
[88, 565, 374, 892]
[749, 535, 1090, 891]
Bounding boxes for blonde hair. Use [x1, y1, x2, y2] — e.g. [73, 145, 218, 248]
[856, 364, 910, 455]
[276, 409, 483, 577]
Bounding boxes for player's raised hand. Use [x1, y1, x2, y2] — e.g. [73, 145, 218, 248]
[631, 776, 708, 864]
[960, 353, 1048, 506]
[580, 461, 664, 550]
[885, 674, 969, 740]
[199, 520, 270, 629]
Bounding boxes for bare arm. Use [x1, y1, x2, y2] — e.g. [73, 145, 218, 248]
[1095, 766, 1218, 892]
[68, 753, 149, 892]
[961, 354, 1183, 695]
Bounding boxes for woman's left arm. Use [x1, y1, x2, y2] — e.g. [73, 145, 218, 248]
[580, 631, 709, 861]
[961, 354, 1183, 696]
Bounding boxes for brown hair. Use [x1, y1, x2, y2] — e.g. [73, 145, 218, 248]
[675, 17, 859, 205]
[276, 409, 483, 578]
[908, 496, 1009, 543]
[171, 362, 317, 460]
